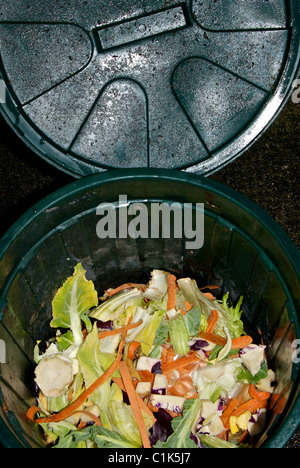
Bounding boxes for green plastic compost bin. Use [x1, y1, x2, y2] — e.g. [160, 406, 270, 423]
[0, 0, 299, 451]
[0, 169, 299, 448]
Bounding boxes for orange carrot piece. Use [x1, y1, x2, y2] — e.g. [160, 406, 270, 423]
[147, 399, 159, 413]
[27, 327, 128, 425]
[231, 335, 253, 350]
[104, 283, 145, 297]
[27, 406, 42, 423]
[199, 285, 219, 291]
[138, 370, 155, 385]
[98, 319, 143, 339]
[184, 301, 193, 312]
[165, 346, 176, 365]
[249, 384, 271, 402]
[161, 346, 169, 366]
[135, 393, 156, 425]
[220, 398, 240, 430]
[168, 371, 196, 399]
[199, 332, 253, 350]
[231, 398, 267, 418]
[165, 409, 181, 418]
[72, 409, 102, 427]
[68, 388, 74, 403]
[112, 377, 156, 424]
[167, 274, 177, 311]
[273, 397, 287, 415]
[206, 309, 219, 333]
[128, 341, 141, 361]
[112, 376, 125, 391]
[78, 421, 87, 429]
[238, 430, 249, 444]
[199, 332, 226, 347]
[119, 361, 152, 449]
[161, 353, 202, 374]
[202, 292, 215, 301]
[218, 430, 228, 440]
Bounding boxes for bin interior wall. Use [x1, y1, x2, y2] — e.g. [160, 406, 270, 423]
[0, 174, 299, 447]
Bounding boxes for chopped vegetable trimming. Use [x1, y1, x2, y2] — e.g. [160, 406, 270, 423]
[27, 265, 280, 448]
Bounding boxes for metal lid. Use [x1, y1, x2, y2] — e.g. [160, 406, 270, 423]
[0, 0, 299, 177]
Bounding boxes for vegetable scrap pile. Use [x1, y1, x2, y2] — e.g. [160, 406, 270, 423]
[27, 264, 283, 448]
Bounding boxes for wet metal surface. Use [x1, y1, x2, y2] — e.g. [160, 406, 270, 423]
[0, 0, 298, 175]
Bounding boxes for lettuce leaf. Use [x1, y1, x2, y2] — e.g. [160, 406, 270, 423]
[167, 306, 202, 356]
[200, 434, 240, 448]
[142, 269, 169, 301]
[237, 359, 268, 384]
[56, 330, 74, 351]
[41, 420, 78, 445]
[177, 278, 211, 322]
[214, 293, 244, 339]
[155, 399, 201, 448]
[104, 400, 152, 447]
[177, 278, 244, 339]
[184, 306, 202, 337]
[193, 359, 242, 403]
[77, 323, 113, 410]
[50, 263, 97, 348]
[124, 306, 152, 343]
[89, 289, 142, 322]
[153, 319, 169, 347]
[53, 424, 141, 449]
[93, 426, 142, 448]
[134, 309, 165, 355]
[109, 400, 143, 446]
[168, 314, 190, 355]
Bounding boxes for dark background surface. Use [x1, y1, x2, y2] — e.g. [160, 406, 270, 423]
[0, 95, 299, 447]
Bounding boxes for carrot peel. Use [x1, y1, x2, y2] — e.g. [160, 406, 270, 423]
[199, 332, 253, 350]
[184, 301, 193, 312]
[249, 384, 271, 401]
[161, 353, 203, 374]
[128, 341, 141, 360]
[231, 398, 267, 418]
[167, 274, 177, 311]
[119, 361, 152, 448]
[72, 410, 102, 427]
[231, 335, 253, 350]
[103, 283, 145, 298]
[98, 319, 143, 340]
[206, 309, 219, 333]
[220, 398, 240, 430]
